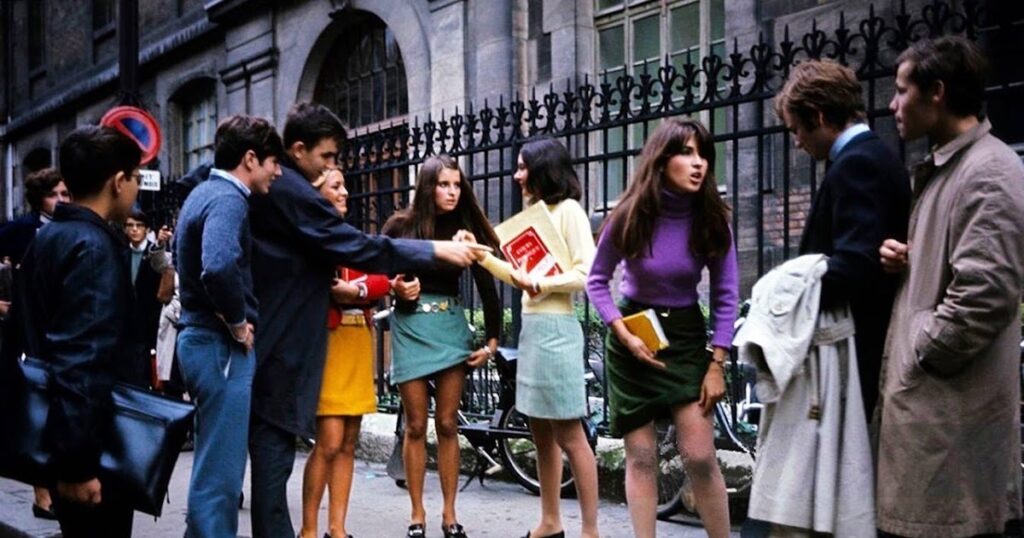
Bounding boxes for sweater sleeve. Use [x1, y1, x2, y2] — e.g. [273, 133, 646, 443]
[471, 263, 502, 341]
[586, 221, 625, 325]
[200, 195, 250, 325]
[478, 251, 516, 285]
[533, 200, 595, 294]
[707, 229, 740, 348]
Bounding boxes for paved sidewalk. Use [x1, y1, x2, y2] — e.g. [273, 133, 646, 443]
[0, 450, 737, 537]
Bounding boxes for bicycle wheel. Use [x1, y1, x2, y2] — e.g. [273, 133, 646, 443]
[497, 405, 578, 497]
[655, 421, 698, 520]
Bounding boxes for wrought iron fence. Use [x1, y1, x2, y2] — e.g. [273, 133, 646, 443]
[141, 0, 1021, 427]
[335, 0, 1024, 426]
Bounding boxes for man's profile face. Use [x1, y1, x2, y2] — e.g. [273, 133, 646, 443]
[113, 168, 142, 223]
[251, 155, 282, 195]
[291, 138, 339, 182]
[889, 61, 936, 141]
[783, 109, 832, 161]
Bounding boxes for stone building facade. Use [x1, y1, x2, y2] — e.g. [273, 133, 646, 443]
[1, 0, 1020, 291]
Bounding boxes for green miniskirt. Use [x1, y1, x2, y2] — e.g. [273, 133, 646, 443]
[605, 299, 710, 437]
[389, 293, 473, 385]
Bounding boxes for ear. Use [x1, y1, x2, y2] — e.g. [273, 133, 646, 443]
[930, 80, 946, 106]
[288, 140, 306, 159]
[111, 170, 127, 195]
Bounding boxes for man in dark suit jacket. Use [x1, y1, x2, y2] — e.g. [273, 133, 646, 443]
[247, 103, 482, 537]
[776, 60, 911, 418]
[121, 209, 163, 387]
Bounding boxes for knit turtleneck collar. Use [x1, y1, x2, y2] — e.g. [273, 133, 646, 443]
[660, 186, 694, 218]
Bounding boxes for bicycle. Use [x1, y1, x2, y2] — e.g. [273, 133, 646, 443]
[385, 345, 599, 497]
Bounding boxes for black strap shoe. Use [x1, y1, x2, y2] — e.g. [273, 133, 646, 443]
[441, 523, 468, 538]
[407, 523, 426, 538]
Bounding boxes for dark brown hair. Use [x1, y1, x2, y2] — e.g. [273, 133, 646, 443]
[213, 115, 284, 170]
[774, 59, 865, 129]
[383, 154, 500, 250]
[23, 167, 62, 212]
[518, 137, 582, 204]
[606, 117, 732, 259]
[896, 36, 988, 118]
[283, 102, 347, 148]
[59, 126, 142, 199]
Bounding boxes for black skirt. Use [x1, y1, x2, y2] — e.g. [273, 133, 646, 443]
[604, 299, 710, 437]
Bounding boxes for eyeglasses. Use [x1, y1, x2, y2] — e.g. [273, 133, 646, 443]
[124, 222, 146, 229]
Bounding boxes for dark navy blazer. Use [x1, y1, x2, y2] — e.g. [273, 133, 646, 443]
[799, 130, 911, 416]
[249, 161, 435, 439]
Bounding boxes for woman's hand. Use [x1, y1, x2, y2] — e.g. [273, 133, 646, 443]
[466, 338, 498, 368]
[390, 275, 421, 301]
[698, 347, 728, 416]
[452, 229, 487, 262]
[330, 278, 362, 304]
[610, 320, 666, 369]
[509, 260, 537, 292]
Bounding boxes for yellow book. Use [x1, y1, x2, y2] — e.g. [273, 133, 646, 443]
[621, 309, 670, 352]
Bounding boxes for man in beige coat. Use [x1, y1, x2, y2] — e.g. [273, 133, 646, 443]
[878, 36, 1024, 537]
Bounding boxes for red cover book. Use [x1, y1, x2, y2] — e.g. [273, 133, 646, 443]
[501, 227, 564, 299]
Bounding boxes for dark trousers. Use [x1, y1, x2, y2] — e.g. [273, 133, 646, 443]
[50, 486, 133, 538]
[248, 415, 297, 538]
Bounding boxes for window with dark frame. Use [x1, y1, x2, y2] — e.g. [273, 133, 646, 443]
[314, 14, 408, 131]
[93, 0, 116, 32]
[181, 94, 217, 175]
[28, 0, 45, 72]
[594, 0, 727, 203]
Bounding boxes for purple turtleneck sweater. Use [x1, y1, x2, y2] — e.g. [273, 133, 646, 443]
[586, 188, 740, 348]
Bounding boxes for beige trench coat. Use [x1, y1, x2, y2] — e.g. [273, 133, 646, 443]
[877, 118, 1024, 537]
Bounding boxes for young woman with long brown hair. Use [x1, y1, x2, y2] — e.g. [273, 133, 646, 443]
[586, 117, 739, 538]
[382, 155, 502, 538]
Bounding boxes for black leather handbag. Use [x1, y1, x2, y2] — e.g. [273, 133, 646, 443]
[0, 357, 194, 516]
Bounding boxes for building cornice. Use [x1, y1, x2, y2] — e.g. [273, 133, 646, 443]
[204, 0, 270, 23]
[0, 17, 219, 142]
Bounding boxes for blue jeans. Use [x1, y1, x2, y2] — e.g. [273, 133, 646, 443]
[177, 326, 254, 538]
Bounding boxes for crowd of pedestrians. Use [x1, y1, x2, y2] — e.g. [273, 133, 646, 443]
[0, 35, 1021, 538]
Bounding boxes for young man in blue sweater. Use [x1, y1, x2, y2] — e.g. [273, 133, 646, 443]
[175, 115, 283, 537]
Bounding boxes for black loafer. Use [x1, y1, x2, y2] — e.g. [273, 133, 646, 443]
[442, 523, 467, 538]
[32, 504, 57, 520]
[407, 523, 426, 538]
[522, 531, 564, 538]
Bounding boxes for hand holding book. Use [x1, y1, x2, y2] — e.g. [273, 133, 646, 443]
[610, 317, 667, 370]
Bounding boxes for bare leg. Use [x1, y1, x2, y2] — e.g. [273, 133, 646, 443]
[299, 416, 344, 538]
[433, 364, 467, 527]
[527, 418, 564, 537]
[622, 422, 659, 538]
[551, 419, 600, 538]
[326, 415, 362, 538]
[673, 402, 729, 538]
[399, 379, 431, 526]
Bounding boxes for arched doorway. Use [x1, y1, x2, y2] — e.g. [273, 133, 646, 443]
[313, 11, 409, 233]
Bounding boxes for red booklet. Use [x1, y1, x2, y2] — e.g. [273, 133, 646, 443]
[502, 227, 564, 299]
[494, 202, 573, 301]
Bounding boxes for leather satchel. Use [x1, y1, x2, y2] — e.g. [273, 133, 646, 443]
[0, 357, 194, 516]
